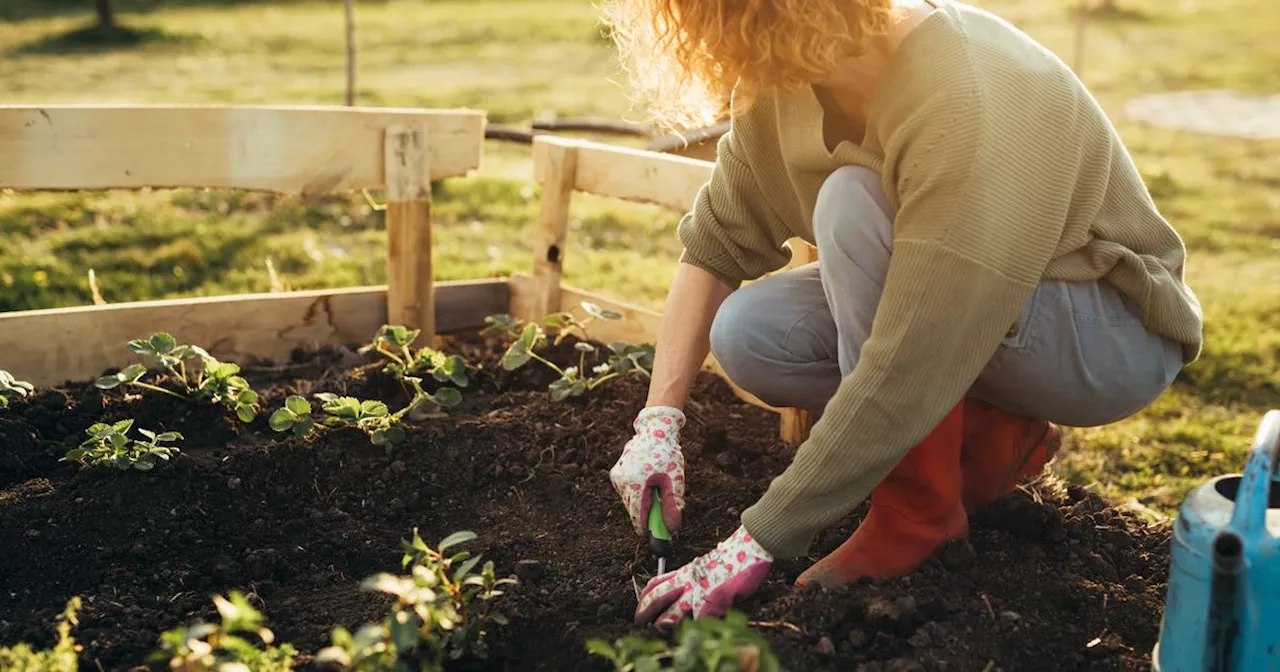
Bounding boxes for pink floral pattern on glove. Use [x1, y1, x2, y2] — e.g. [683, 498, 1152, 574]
[610, 406, 686, 536]
[635, 526, 773, 626]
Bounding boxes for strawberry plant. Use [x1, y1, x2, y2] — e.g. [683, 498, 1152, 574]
[489, 302, 654, 402]
[316, 530, 517, 672]
[269, 377, 460, 449]
[586, 611, 780, 672]
[0, 369, 34, 410]
[358, 324, 470, 387]
[151, 591, 297, 672]
[60, 419, 182, 472]
[0, 597, 82, 672]
[94, 332, 259, 423]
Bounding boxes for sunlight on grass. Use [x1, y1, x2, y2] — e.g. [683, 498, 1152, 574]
[1, 0, 1278, 513]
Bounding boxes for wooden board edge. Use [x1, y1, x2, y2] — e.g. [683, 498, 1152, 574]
[532, 136, 712, 214]
[0, 279, 508, 388]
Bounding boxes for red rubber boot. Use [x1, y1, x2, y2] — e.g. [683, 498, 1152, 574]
[794, 403, 967, 589]
[960, 398, 1061, 512]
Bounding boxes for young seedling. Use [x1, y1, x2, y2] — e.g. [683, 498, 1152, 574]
[491, 304, 655, 402]
[317, 529, 516, 671]
[151, 591, 297, 672]
[0, 597, 81, 672]
[94, 332, 259, 423]
[269, 377, 461, 449]
[586, 610, 781, 672]
[358, 324, 470, 387]
[61, 419, 182, 472]
[0, 370, 34, 410]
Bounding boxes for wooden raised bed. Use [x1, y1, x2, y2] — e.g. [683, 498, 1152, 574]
[0, 104, 814, 444]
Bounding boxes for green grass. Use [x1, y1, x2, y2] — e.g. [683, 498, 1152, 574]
[3, 0, 1279, 516]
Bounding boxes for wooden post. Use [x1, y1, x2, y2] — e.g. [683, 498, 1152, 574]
[384, 123, 434, 343]
[780, 238, 819, 444]
[530, 136, 580, 318]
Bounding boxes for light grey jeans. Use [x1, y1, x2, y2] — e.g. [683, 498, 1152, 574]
[709, 166, 1184, 428]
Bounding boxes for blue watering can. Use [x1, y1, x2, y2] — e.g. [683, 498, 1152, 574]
[1153, 409, 1280, 671]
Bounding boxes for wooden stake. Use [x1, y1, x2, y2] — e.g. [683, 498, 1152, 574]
[344, 0, 357, 106]
[780, 409, 813, 445]
[529, 137, 579, 318]
[384, 123, 434, 343]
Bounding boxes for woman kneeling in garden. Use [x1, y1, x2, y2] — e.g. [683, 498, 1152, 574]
[602, 0, 1203, 626]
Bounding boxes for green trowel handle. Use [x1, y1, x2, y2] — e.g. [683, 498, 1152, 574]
[646, 487, 673, 557]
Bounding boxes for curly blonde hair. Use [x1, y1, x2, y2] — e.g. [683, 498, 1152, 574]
[600, 0, 899, 131]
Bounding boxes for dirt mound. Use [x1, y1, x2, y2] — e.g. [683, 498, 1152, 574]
[0, 334, 1171, 671]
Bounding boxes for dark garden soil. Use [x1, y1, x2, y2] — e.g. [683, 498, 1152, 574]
[0, 332, 1173, 671]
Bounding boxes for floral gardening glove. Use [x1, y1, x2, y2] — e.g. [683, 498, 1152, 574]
[634, 526, 773, 626]
[610, 406, 686, 536]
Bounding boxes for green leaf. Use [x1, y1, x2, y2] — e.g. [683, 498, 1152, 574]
[323, 397, 362, 419]
[293, 414, 316, 437]
[94, 375, 121, 390]
[314, 392, 338, 402]
[501, 341, 532, 371]
[236, 404, 257, 423]
[518, 322, 539, 349]
[285, 395, 311, 416]
[360, 400, 390, 417]
[581, 301, 623, 321]
[362, 572, 407, 596]
[372, 425, 406, 447]
[549, 379, 574, 402]
[149, 332, 178, 354]
[121, 363, 147, 382]
[62, 448, 88, 461]
[585, 639, 622, 665]
[543, 312, 573, 329]
[388, 610, 421, 652]
[438, 530, 477, 554]
[452, 555, 484, 584]
[269, 407, 298, 431]
[574, 342, 596, 353]
[112, 418, 135, 434]
[156, 431, 182, 442]
[138, 428, 156, 440]
[431, 387, 462, 407]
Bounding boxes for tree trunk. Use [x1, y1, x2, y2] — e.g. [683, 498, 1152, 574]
[94, 0, 115, 28]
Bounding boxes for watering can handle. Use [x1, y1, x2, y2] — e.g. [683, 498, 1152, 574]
[1228, 409, 1280, 536]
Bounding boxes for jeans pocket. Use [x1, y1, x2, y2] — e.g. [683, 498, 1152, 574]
[1000, 284, 1046, 352]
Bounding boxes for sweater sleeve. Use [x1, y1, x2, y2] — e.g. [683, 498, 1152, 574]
[740, 71, 1098, 559]
[676, 114, 796, 288]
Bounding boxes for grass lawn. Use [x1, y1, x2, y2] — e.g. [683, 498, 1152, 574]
[2, 0, 1278, 516]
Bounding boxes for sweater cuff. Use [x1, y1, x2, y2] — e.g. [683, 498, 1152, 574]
[677, 248, 745, 290]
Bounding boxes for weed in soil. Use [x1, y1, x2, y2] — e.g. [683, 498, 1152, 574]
[0, 329, 1172, 671]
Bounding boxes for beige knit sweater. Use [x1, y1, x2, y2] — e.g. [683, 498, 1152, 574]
[676, 0, 1203, 558]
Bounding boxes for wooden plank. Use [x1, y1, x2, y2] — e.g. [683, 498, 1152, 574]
[0, 280, 508, 388]
[532, 136, 712, 214]
[508, 275, 781, 414]
[528, 136, 579, 319]
[384, 123, 435, 343]
[0, 104, 484, 194]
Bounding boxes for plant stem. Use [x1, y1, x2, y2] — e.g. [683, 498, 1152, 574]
[129, 381, 189, 401]
[529, 351, 564, 377]
[587, 373, 620, 390]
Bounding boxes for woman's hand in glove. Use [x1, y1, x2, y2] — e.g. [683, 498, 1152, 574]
[633, 526, 773, 627]
[610, 406, 687, 535]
